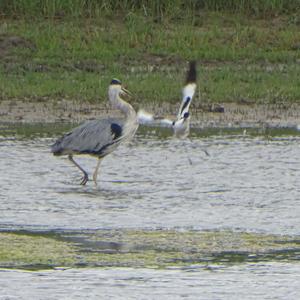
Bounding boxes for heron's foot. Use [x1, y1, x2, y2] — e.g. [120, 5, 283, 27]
[80, 173, 89, 185]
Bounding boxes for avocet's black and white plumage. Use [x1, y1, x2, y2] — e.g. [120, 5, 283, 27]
[51, 79, 138, 185]
[137, 61, 197, 139]
[173, 60, 197, 138]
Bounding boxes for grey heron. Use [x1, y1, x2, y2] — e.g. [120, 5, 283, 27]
[51, 79, 138, 185]
[137, 61, 197, 139]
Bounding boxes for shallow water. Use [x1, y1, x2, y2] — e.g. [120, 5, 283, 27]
[1, 262, 300, 300]
[0, 126, 300, 234]
[0, 124, 300, 299]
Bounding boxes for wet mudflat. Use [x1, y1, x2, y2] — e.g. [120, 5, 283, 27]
[0, 124, 299, 299]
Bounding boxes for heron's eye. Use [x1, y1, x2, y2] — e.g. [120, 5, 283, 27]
[172, 121, 175, 126]
[183, 112, 190, 118]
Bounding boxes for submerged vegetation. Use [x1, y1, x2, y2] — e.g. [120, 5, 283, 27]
[0, 229, 299, 270]
[0, 1, 299, 105]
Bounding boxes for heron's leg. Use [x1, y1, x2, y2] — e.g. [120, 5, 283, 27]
[68, 155, 89, 185]
[93, 158, 102, 185]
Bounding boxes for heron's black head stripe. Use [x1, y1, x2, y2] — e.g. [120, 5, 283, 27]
[110, 78, 122, 85]
[180, 97, 191, 115]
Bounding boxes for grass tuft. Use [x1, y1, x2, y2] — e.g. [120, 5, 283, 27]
[1, 0, 300, 20]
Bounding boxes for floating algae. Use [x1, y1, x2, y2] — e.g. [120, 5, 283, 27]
[1, 230, 299, 270]
[0, 232, 78, 270]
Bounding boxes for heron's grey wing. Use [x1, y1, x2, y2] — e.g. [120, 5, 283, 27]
[51, 118, 124, 156]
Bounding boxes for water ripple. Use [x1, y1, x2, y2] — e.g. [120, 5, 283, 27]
[0, 129, 299, 235]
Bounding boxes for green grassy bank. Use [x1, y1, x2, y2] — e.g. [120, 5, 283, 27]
[2, 0, 299, 19]
[0, 2, 299, 106]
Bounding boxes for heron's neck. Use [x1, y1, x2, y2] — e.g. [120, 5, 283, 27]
[113, 96, 136, 119]
[110, 92, 138, 139]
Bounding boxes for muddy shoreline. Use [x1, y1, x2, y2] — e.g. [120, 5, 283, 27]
[1, 99, 300, 128]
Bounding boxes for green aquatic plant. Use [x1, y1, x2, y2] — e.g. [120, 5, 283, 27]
[1, 230, 299, 270]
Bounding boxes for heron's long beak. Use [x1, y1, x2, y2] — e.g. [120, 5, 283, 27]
[121, 87, 132, 97]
